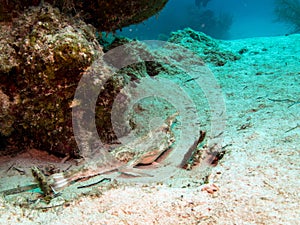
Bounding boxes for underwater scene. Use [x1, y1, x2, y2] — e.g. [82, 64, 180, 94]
[0, 0, 299, 224]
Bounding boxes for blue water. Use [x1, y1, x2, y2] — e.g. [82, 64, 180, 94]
[119, 0, 290, 40]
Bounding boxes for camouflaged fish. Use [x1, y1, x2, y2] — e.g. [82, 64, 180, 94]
[48, 112, 178, 192]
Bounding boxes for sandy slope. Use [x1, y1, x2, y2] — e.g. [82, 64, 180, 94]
[0, 34, 299, 225]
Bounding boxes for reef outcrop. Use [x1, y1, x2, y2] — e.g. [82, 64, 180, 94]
[0, 0, 168, 32]
[0, 4, 125, 157]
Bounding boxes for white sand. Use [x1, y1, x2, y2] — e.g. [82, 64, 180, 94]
[0, 34, 299, 225]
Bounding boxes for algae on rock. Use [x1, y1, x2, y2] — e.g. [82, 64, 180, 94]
[168, 28, 241, 66]
[0, 4, 126, 157]
[0, 0, 169, 32]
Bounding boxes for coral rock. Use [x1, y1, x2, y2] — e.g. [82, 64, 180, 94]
[0, 0, 169, 32]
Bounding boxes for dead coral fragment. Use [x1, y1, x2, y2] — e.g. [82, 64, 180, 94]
[201, 183, 219, 194]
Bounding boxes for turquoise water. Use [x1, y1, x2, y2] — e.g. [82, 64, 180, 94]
[119, 0, 291, 40]
[0, 1, 299, 223]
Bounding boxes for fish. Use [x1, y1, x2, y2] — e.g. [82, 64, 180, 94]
[48, 112, 179, 192]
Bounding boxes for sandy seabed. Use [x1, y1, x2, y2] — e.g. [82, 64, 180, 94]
[0, 34, 299, 225]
